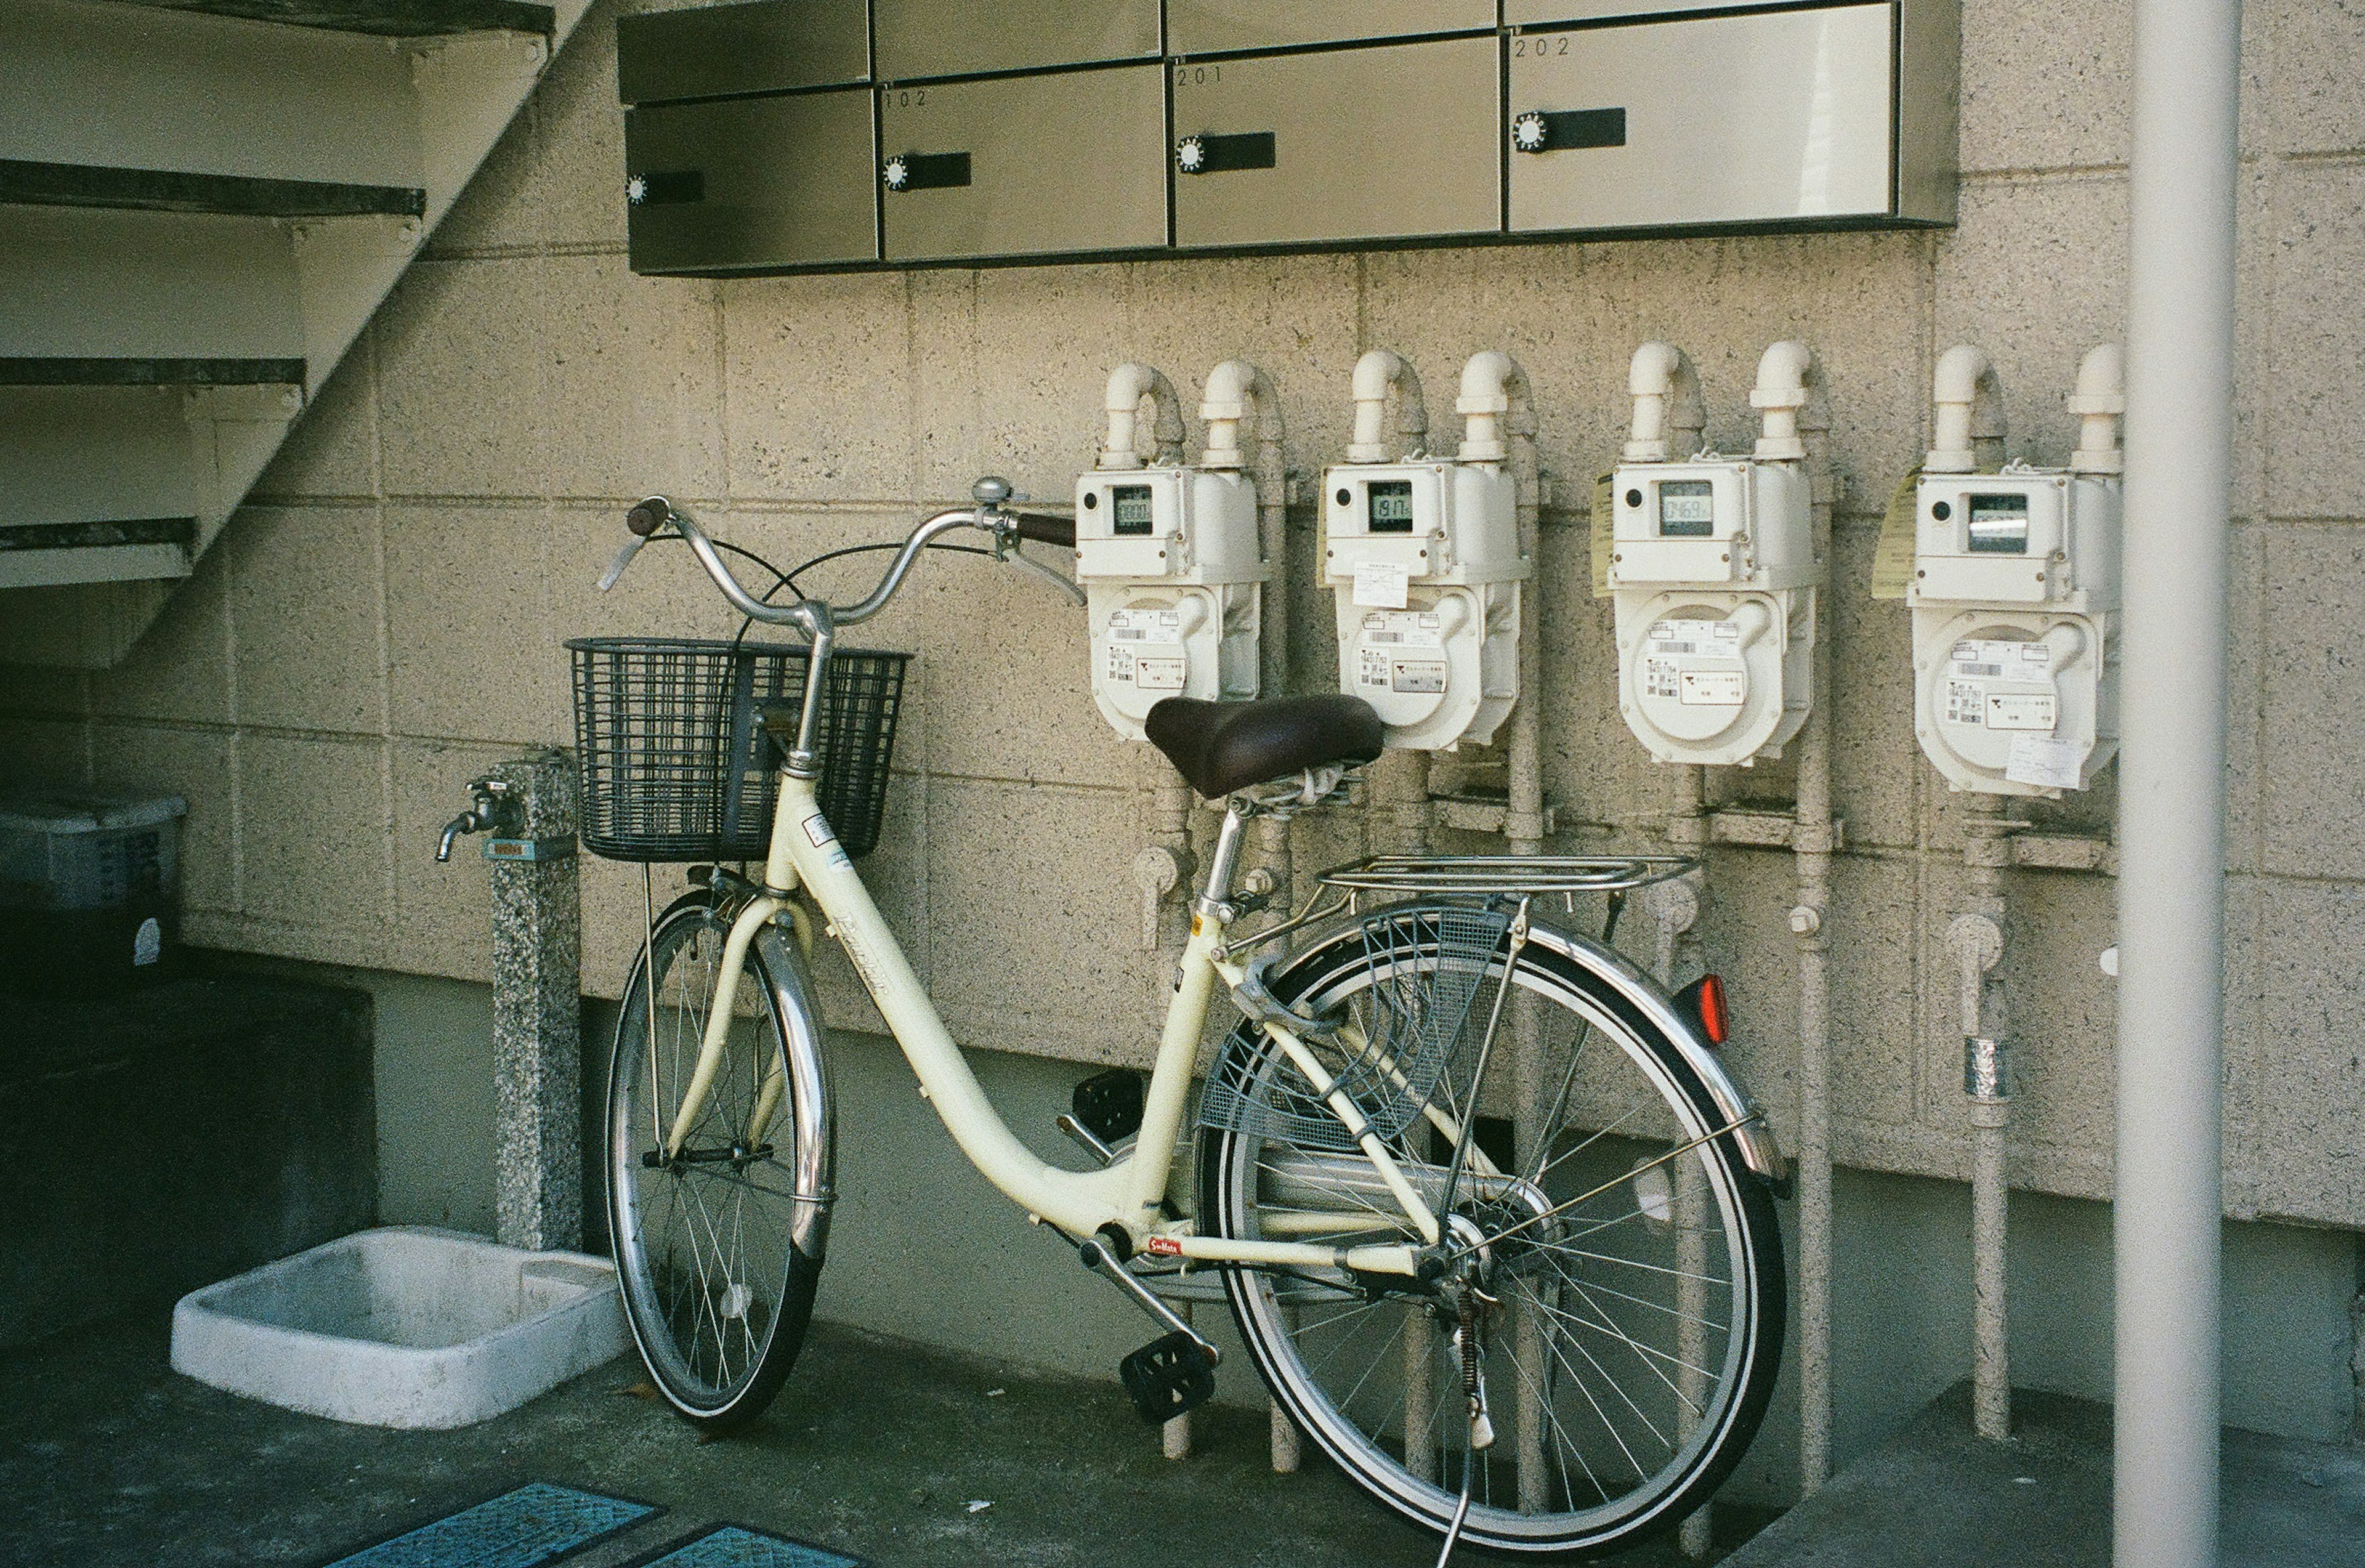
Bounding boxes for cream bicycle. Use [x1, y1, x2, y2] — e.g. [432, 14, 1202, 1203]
[581, 480, 1788, 1559]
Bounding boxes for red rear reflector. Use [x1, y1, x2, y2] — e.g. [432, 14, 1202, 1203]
[1677, 973, 1729, 1046]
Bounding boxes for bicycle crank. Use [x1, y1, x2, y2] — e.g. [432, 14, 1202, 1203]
[1078, 1229, 1223, 1425]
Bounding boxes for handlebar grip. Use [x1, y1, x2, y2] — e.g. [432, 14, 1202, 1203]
[626, 498, 671, 537]
[1010, 511, 1075, 549]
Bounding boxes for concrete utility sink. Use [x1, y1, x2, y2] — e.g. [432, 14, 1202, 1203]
[170, 1226, 629, 1429]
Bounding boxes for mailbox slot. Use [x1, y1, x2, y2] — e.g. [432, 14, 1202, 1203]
[1509, 5, 1898, 233]
[879, 66, 1167, 262]
[626, 90, 877, 273]
[1172, 37, 1500, 249]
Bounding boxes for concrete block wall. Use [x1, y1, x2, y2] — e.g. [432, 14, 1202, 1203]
[4, 0, 2365, 1239]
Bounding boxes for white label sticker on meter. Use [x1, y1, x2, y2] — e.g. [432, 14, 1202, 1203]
[1353, 559, 1412, 609]
[1679, 669, 1746, 706]
[1361, 611, 1443, 647]
[1950, 640, 2052, 682]
[1647, 618, 1742, 655]
[1133, 656, 1186, 691]
[1107, 607, 1182, 644]
[1984, 692, 2058, 732]
[1391, 660, 1447, 694]
[2005, 733, 2085, 790]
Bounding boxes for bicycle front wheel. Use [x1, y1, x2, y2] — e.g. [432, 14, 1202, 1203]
[606, 892, 828, 1433]
[1201, 908, 1784, 1557]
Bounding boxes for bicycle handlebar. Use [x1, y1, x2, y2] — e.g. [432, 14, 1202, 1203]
[613, 477, 1077, 631]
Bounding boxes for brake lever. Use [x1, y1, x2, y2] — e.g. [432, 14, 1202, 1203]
[596, 533, 649, 593]
[998, 538, 1087, 606]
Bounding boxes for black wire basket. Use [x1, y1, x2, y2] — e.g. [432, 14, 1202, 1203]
[567, 636, 910, 863]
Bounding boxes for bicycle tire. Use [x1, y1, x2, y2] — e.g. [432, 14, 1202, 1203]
[605, 891, 828, 1433]
[1199, 905, 1784, 1556]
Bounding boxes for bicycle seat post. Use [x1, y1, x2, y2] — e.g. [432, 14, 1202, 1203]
[1193, 801, 1253, 923]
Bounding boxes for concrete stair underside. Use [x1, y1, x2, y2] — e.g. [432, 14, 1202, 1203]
[0, 0, 589, 658]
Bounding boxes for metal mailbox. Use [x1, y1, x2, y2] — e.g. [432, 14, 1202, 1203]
[873, 0, 1158, 79]
[878, 65, 1166, 262]
[1508, 1, 1957, 232]
[1163, 0, 1494, 56]
[626, 91, 878, 273]
[1171, 37, 1500, 249]
[617, 0, 869, 103]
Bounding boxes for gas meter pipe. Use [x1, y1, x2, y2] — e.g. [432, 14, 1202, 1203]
[1200, 360, 1295, 915]
[1345, 351, 1437, 859]
[1753, 340, 1839, 1496]
[2118, 0, 2238, 1549]
[1925, 345, 2005, 474]
[1457, 349, 1558, 1516]
[1099, 365, 1199, 957]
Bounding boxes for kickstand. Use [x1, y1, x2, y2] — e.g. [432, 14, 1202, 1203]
[1434, 1444, 1476, 1567]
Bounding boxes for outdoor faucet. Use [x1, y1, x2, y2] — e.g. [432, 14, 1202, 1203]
[435, 778, 515, 863]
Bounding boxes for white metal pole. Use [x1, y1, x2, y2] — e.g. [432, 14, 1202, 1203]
[2116, 0, 2239, 1559]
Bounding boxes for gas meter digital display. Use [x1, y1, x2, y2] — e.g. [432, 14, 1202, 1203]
[1075, 466, 1269, 742]
[1657, 479, 1715, 537]
[1111, 483, 1155, 536]
[1964, 493, 2029, 554]
[1323, 460, 1526, 751]
[1609, 458, 1821, 767]
[1368, 479, 1416, 533]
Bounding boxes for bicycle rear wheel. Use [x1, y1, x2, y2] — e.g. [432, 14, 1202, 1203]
[1200, 907, 1784, 1556]
[605, 891, 828, 1433]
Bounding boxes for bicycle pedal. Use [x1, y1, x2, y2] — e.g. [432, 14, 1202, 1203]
[1118, 1331, 1216, 1425]
[1072, 1068, 1146, 1146]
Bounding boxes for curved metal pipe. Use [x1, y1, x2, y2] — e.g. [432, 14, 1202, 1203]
[1101, 363, 1188, 471]
[1624, 341, 1707, 464]
[1347, 349, 1429, 463]
[1752, 339, 1821, 462]
[1928, 344, 2006, 474]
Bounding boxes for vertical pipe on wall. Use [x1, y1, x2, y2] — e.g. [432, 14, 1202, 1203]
[1347, 352, 1434, 859]
[2117, 0, 2238, 1558]
[1952, 798, 2010, 1439]
[1755, 341, 1837, 1495]
[1202, 360, 1295, 918]
[1458, 350, 1552, 1513]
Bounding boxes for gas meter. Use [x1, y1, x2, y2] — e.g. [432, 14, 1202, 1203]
[1906, 344, 2124, 798]
[1324, 459, 1524, 750]
[1074, 466, 1267, 740]
[1910, 469, 2121, 796]
[1609, 456, 1819, 766]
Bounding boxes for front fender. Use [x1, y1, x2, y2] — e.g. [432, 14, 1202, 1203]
[751, 918, 838, 1259]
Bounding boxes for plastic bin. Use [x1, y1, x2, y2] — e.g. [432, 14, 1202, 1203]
[0, 793, 186, 995]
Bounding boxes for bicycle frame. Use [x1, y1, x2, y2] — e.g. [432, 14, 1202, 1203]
[665, 769, 1438, 1280]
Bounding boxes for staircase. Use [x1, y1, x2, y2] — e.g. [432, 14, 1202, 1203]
[0, 0, 591, 666]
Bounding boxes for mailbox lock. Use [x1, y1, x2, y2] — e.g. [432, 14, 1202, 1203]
[1512, 113, 1550, 154]
[1176, 135, 1207, 175]
[881, 155, 910, 192]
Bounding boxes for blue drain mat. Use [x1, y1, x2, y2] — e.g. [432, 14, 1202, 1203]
[321, 1482, 658, 1568]
[628, 1525, 864, 1568]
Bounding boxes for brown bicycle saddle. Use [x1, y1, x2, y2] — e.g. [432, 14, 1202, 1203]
[1144, 694, 1385, 799]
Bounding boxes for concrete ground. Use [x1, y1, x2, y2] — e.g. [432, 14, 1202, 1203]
[1724, 1384, 2365, 1568]
[0, 1305, 1773, 1567]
